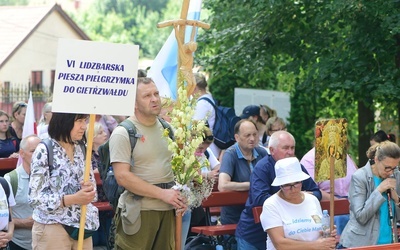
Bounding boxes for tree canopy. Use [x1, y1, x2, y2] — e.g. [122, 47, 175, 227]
[197, 0, 400, 163]
[70, 0, 181, 59]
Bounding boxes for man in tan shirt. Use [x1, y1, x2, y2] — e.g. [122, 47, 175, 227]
[110, 77, 186, 249]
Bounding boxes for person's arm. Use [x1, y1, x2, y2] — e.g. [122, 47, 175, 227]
[320, 190, 339, 201]
[267, 227, 336, 250]
[218, 150, 249, 191]
[12, 217, 33, 229]
[113, 161, 185, 209]
[350, 171, 385, 225]
[250, 159, 275, 206]
[218, 173, 249, 191]
[29, 144, 63, 211]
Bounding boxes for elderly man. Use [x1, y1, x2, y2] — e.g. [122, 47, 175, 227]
[5, 134, 41, 250]
[235, 131, 321, 250]
[218, 119, 267, 225]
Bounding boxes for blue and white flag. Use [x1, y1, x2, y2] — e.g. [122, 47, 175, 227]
[148, 0, 202, 100]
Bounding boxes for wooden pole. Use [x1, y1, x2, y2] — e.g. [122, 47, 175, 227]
[177, 0, 190, 72]
[175, 1, 190, 249]
[175, 212, 183, 250]
[329, 156, 335, 233]
[77, 114, 95, 249]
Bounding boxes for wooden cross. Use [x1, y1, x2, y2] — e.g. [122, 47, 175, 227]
[157, 0, 210, 100]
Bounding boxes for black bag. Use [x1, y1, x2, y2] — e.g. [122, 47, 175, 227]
[184, 235, 215, 250]
[62, 225, 95, 240]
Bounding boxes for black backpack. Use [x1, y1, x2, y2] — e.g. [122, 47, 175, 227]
[198, 97, 241, 149]
[97, 118, 174, 209]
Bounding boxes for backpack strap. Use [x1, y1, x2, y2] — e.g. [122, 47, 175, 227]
[41, 138, 86, 174]
[158, 117, 174, 140]
[119, 119, 139, 151]
[7, 169, 18, 197]
[77, 141, 86, 160]
[119, 118, 174, 151]
[198, 97, 217, 109]
[198, 97, 218, 120]
[42, 138, 54, 172]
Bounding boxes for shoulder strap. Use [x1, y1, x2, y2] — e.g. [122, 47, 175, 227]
[42, 138, 53, 169]
[198, 97, 217, 109]
[77, 141, 86, 160]
[158, 117, 174, 140]
[118, 118, 174, 152]
[198, 97, 218, 122]
[0, 177, 10, 201]
[119, 119, 139, 151]
[8, 169, 18, 197]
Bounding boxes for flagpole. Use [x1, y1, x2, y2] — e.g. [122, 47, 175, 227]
[17, 91, 37, 166]
[77, 114, 95, 249]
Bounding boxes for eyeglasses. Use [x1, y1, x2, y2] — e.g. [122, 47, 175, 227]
[377, 160, 398, 172]
[381, 162, 398, 172]
[280, 181, 302, 190]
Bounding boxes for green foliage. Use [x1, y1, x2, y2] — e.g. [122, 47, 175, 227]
[198, 0, 400, 162]
[70, 0, 180, 59]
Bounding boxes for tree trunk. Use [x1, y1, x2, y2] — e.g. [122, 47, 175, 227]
[358, 100, 374, 167]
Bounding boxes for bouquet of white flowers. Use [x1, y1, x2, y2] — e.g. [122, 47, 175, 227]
[163, 85, 214, 210]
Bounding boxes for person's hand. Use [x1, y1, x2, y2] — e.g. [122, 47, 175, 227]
[74, 181, 96, 205]
[8, 152, 19, 158]
[315, 236, 337, 249]
[160, 189, 187, 211]
[377, 177, 397, 194]
[0, 231, 10, 248]
[208, 169, 219, 181]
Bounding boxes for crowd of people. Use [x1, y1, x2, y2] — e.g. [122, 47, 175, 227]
[0, 72, 399, 250]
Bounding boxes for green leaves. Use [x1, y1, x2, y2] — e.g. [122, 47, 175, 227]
[70, 0, 180, 59]
[199, 0, 400, 161]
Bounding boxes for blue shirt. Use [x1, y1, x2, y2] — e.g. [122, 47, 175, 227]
[373, 176, 394, 244]
[219, 143, 267, 225]
[235, 154, 322, 249]
[0, 138, 17, 158]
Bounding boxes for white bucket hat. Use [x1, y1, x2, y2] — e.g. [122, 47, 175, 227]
[271, 157, 310, 186]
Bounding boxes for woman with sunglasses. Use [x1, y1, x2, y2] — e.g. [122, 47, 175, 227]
[260, 157, 337, 250]
[338, 141, 400, 248]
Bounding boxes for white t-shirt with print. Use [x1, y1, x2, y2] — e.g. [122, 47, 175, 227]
[261, 192, 322, 250]
[0, 179, 15, 231]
